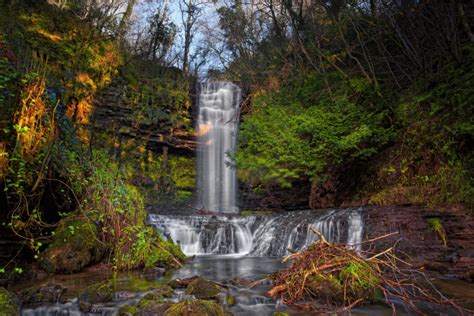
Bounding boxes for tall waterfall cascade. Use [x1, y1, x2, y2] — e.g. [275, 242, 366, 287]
[148, 208, 364, 257]
[197, 81, 241, 213]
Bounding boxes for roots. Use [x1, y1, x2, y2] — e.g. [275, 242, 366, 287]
[268, 229, 471, 314]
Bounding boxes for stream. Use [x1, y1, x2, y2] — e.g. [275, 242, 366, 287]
[16, 254, 474, 315]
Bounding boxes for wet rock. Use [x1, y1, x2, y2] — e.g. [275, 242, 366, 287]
[18, 283, 66, 305]
[39, 217, 106, 273]
[143, 286, 174, 299]
[142, 267, 166, 280]
[0, 287, 19, 316]
[423, 261, 448, 273]
[164, 299, 232, 316]
[184, 277, 226, 300]
[168, 276, 200, 289]
[138, 302, 173, 316]
[78, 280, 114, 312]
[118, 304, 139, 316]
[115, 291, 139, 301]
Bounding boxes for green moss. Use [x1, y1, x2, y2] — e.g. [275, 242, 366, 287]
[185, 278, 225, 300]
[118, 304, 139, 316]
[0, 288, 18, 316]
[40, 216, 105, 273]
[164, 299, 229, 316]
[239, 210, 273, 215]
[78, 280, 114, 312]
[226, 295, 236, 306]
[427, 217, 447, 246]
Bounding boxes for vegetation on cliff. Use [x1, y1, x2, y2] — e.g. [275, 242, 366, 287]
[0, 0, 191, 277]
[219, 0, 473, 210]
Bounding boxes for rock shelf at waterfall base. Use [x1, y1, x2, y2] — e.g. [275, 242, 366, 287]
[148, 207, 363, 257]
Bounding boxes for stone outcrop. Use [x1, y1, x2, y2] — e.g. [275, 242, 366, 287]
[364, 205, 474, 280]
[91, 81, 196, 156]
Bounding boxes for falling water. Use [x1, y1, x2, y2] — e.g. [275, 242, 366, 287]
[197, 81, 241, 213]
[148, 207, 365, 256]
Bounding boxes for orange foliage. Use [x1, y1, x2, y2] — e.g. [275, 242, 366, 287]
[14, 79, 55, 161]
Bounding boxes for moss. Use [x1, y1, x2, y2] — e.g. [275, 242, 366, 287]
[239, 210, 273, 215]
[0, 288, 18, 316]
[164, 299, 230, 316]
[427, 217, 447, 246]
[184, 278, 225, 300]
[143, 286, 174, 299]
[78, 280, 114, 312]
[40, 216, 105, 273]
[118, 304, 139, 316]
[226, 295, 236, 306]
[273, 313, 290, 316]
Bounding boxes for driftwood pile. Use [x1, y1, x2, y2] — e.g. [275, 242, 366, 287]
[268, 229, 471, 315]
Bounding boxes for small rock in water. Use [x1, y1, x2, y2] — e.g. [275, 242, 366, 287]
[168, 276, 200, 289]
[18, 283, 67, 305]
[142, 267, 166, 280]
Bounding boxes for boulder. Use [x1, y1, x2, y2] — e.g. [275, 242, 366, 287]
[40, 217, 106, 273]
[78, 280, 114, 312]
[164, 299, 232, 316]
[18, 283, 66, 305]
[0, 287, 19, 316]
[184, 278, 226, 300]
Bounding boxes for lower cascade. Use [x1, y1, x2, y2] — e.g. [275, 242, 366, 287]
[148, 207, 364, 257]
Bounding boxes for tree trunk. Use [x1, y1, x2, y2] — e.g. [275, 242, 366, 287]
[117, 0, 136, 40]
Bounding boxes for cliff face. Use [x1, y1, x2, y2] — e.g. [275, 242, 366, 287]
[365, 205, 474, 281]
[91, 81, 197, 157]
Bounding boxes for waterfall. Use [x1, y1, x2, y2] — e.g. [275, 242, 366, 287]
[196, 81, 241, 213]
[148, 208, 364, 257]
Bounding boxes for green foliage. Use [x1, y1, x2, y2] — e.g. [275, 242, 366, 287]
[236, 73, 391, 188]
[427, 218, 447, 246]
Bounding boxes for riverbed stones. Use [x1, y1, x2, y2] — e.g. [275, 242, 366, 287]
[0, 287, 19, 316]
[18, 283, 66, 304]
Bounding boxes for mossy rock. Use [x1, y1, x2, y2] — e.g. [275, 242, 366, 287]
[169, 276, 199, 289]
[142, 286, 174, 300]
[138, 301, 173, 316]
[40, 216, 106, 273]
[18, 283, 66, 305]
[78, 280, 114, 312]
[0, 287, 19, 316]
[118, 304, 139, 316]
[184, 278, 225, 300]
[164, 299, 232, 316]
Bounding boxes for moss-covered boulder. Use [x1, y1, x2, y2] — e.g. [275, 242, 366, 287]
[184, 278, 225, 300]
[18, 283, 66, 305]
[118, 304, 140, 316]
[164, 299, 232, 316]
[78, 280, 114, 312]
[40, 216, 106, 273]
[0, 287, 19, 316]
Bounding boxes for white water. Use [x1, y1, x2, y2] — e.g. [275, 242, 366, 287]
[149, 208, 364, 256]
[196, 81, 241, 213]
